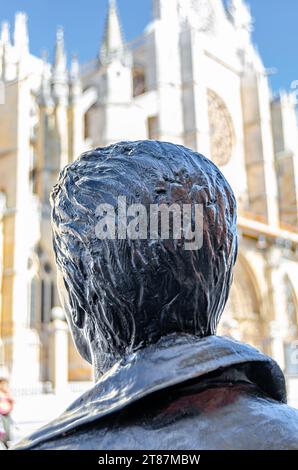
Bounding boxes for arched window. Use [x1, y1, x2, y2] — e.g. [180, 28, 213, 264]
[147, 116, 159, 140]
[219, 257, 263, 350]
[284, 276, 298, 376]
[133, 66, 146, 97]
[41, 279, 46, 324]
[40, 261, 56, 325]
[285, 276, 298, 338]
[84, 111, 91, 140]
[29, 276, 39, 328]
[0, 80, 5, 105]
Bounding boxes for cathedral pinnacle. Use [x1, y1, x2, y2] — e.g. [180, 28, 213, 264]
[14, 12, 29, 53]
[100, 0, 125, 63]
[70, 54, 79, 82]
[53, 27, 67, 81]
[52, 27, 69, 104]
[1, 22, 11, 45]
[39, 51, 54, 107]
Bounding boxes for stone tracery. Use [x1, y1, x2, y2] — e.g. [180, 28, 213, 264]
[207, 89, 235, 166]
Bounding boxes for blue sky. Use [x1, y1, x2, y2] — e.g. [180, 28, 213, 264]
[0, 0, 297, 94]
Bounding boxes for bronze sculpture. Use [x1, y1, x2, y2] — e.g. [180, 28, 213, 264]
[14, 141, 298, 450]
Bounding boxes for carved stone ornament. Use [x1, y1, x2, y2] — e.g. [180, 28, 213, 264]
[208, 89, 235, 166]
[178, 0, 215, 31]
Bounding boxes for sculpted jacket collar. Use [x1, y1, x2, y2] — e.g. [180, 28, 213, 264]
[14, 335, 287, 450]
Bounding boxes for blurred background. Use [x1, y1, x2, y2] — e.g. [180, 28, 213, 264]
[0, 0, 298, 445]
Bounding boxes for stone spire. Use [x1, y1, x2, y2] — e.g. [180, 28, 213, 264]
[1, 21, 11, 45]
[1, 22, 11, 80]
[52, 27, 68, 104]
[70, 54, 79, 82]
[38, 51, 54, 107]
[100, 0, 125, 63]
[69, 54, 81, 103]
[14, 12, 29, 53]
[53, 27, 67, 82]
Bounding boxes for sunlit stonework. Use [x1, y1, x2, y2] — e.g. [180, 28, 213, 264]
[178, 0, 214, 30]
[208, 89, 235, 166]
[0, 0, 298, 417]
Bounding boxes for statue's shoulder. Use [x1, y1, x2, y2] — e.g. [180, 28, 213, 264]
[14, 388, 298, 451]
[226, 391, 298, 450]
[12, 336, 294, 450]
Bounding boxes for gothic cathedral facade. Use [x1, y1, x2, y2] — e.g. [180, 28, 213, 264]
[0, 0, 298, 403]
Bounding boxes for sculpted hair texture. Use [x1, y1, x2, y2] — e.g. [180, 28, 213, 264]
[51, 141, 238, 373]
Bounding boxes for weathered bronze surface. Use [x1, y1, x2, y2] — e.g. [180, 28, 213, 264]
[14, 141, 298, 450]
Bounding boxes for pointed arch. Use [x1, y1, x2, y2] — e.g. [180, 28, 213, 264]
[284, 275, 298, 339]
[219, 252, 264, 349]
[283, 275, 298, 376]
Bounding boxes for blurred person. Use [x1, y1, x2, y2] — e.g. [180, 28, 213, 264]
[13, 141, 298, 450]
[0, 378, 14, 449]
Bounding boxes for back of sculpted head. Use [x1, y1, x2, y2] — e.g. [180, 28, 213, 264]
[51, 141, 238, 374]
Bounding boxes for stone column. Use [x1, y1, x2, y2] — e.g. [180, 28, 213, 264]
[10, 76, 40, 387]
[153, 0, 184, 144]
[265, 247, 287, 370]
[49, 307, 68, 394]
[269, 320, 286, 371]
[0, 192, 5, 340]
[189, 32, 210, 155]
[241, 65, 279, 225]
[271, 93, 298, 227]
